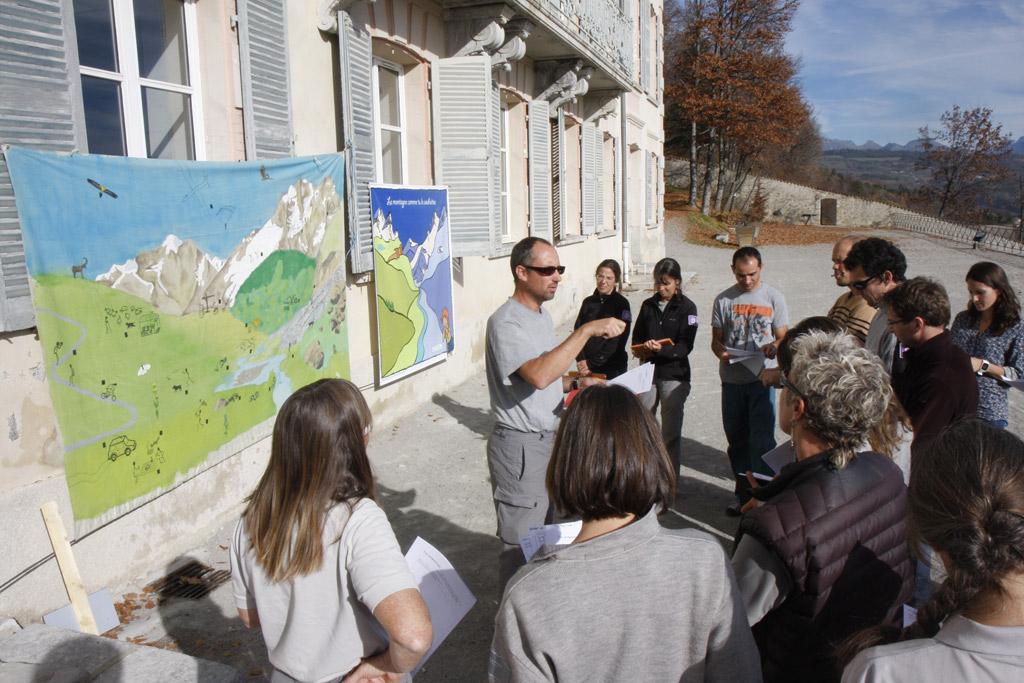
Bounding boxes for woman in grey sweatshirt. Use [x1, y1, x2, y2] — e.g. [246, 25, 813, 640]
[489, 384, 761, 682]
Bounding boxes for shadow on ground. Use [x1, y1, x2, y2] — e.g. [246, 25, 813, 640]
[681, 436, 736, 482]
[431, 393, 494, 439]
[158, 555, 268, 680]
[378, 484, 503, 682]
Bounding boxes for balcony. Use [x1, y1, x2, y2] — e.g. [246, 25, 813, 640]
[444, 0, 636, 89]
[525, 0, 634, 85]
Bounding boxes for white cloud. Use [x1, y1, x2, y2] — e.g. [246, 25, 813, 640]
[786, 0, 1024, 142]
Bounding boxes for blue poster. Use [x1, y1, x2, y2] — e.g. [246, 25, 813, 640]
[370, 185, 454, 384]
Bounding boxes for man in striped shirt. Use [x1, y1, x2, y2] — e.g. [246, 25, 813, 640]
[827, 235, 875, 345]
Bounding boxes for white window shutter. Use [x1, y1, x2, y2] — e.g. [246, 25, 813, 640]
[489, 81, 507, 255]
[0, 0, 80, 332]
[640, 0, 651, 92]
[551, 109, 566, 242]
[338, 10, 375, 273]
[239, 0, 294, 159]
[433, 56, 495, 257]
[581, 123, 597, 235]
[645, 153, 653, 225]
[614, 141, 622, 233]
[595, 131, 605, 232]
[528, 99, 552, 241]
[657, 154, 665, 223]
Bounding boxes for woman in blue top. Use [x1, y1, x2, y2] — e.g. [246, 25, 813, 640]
[950, 262, 1024, 429]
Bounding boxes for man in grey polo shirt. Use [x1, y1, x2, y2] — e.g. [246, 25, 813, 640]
[486, 237, 625, 586]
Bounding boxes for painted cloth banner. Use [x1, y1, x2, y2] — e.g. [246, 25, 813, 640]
[370, 185, 454, 384]
[6, 148, 349, 534]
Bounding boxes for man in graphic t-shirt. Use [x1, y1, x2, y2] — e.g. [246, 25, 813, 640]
[711, 247, 789, 515]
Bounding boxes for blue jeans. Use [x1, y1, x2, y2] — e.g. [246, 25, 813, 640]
[722, 381, 777, 503]
[983, 418, 1008, 430]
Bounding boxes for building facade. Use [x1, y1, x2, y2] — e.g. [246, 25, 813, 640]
[0, 0, 664, 621]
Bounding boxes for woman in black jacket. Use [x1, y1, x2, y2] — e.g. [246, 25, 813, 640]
[573, 259, 632, 379]
[632, 257, 698, 487]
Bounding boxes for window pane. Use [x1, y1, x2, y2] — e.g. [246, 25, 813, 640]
[376, 66, 400, 127]
[74, 0, 118, 71]
[380, 129, 403, 184]
[134, 0, 189, 85]
[82, 76, 126, 156]
[141, 87, 194, 159]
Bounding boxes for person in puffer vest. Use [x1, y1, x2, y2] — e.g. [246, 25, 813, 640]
[731, 329, 914, 683]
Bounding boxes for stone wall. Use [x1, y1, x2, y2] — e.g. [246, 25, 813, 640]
[665, 158, 897, 227]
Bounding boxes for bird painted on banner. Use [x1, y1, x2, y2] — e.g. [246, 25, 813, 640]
[87, 178, 118, 198]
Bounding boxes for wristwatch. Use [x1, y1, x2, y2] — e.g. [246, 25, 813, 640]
[979, 359, 991, 375]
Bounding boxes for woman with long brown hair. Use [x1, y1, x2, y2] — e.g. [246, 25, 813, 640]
[230, 379, 431, 682]
[950, 261, 1024, 429]
[841, 420, 1024, 681]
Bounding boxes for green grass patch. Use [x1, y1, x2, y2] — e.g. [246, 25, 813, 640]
[231, 250, 316, 333]
[372, 239, 425, 376]
[30, 272, 347, 522]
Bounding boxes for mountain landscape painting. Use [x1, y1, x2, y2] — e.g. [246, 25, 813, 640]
[370, 185, 454, 384]
[5, 148, 349, 533]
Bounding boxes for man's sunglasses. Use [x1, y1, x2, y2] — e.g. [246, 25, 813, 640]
[523, 265, 566, 276]
[849, 275, 879, 291]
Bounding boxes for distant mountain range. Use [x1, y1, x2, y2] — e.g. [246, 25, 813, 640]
[96, 177, 339, 315]
[825, 136, 1024, 154]
[823, 138, 931, 152]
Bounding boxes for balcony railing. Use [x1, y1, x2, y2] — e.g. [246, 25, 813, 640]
[528, 0, 635, 83]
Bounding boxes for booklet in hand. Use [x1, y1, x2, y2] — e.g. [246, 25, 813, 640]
[630, 338, 674, 352]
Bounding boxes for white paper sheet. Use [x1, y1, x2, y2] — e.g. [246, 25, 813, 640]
[608, 362, 655, 395]
[725, 346, 767, 375]
[519, 520, 583, 562]
[761, 441, 796, 475]
[404, 537, 477, 672]
[43, 588, 119, 634]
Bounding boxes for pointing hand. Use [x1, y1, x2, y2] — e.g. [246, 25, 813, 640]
[587, 317, 626, 339]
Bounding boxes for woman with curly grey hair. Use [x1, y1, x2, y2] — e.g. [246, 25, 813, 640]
[731, 331, 914, 683]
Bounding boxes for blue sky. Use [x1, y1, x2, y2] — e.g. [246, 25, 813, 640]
[785, 0, 1024, 145]
[7, 148, 342, 276]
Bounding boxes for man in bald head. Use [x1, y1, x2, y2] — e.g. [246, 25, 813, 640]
[826, 235, 875, 345]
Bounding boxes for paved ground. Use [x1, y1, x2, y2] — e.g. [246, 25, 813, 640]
[102, 217, 1024, 680]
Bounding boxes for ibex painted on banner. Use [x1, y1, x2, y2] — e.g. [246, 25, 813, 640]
[71, 257, 88, 279]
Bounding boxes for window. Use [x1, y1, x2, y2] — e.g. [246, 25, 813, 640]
[499, 102, 512, 242]
[73, 0, 204, 159]
[372, 58, 407, 184]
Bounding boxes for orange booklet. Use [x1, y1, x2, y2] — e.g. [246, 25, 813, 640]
[630, 338, 674, 352]
[567, 371, 607, 379]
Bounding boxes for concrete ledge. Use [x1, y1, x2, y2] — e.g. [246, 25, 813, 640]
[0, 623, 244, 682]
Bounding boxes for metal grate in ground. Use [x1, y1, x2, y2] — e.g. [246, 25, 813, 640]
[146, 560, 231, 603]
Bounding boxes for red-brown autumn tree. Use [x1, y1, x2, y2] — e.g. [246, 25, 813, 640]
[665, 0, 811, 213]
[918, 106, 1013, 220]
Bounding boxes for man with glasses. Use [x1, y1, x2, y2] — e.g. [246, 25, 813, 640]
[826, 235, 874, 345]
[884, 277, 977, 455]
[711, 247, 789, 516]
[485, 237, 626, 586]
[842, 237, 907, 374]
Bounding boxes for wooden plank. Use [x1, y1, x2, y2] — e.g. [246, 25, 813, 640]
[40, 501, 98, 635]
